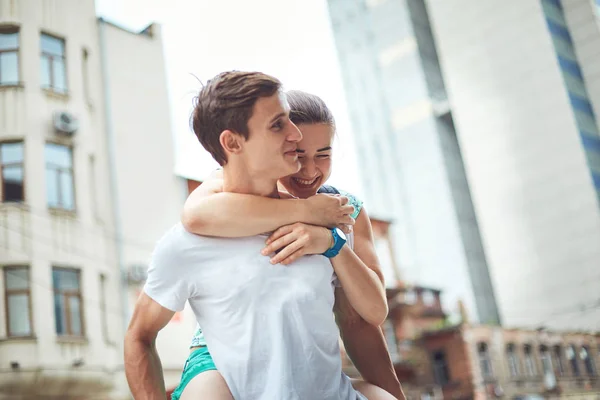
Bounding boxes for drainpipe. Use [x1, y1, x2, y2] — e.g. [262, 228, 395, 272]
[98, 18, 129, 333]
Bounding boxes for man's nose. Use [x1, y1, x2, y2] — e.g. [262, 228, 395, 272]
[288, 122, 302, 142]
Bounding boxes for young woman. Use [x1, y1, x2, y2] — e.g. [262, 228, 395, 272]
[172, 91, 403, 400]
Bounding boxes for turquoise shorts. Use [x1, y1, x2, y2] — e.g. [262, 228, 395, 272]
[171, 346, 217, 400]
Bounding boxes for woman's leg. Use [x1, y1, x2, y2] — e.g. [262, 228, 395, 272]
[352, 379, 398, 400]
[172, 347, 233, 400]
[180, 370, 233, 400]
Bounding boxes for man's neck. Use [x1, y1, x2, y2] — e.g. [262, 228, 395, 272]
[222, 165, 280, 198]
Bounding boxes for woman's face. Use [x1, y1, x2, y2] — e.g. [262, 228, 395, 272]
[279, 123, 334, 199]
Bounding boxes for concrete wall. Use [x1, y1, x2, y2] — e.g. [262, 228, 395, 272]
[100, 19, 190, 392]
[426, 0, 600, 330]
[328, 0, 498, 324]
[0, 0, 125, 398]
[0, 1, 186, 398]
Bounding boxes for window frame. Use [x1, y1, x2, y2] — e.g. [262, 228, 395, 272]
[52, 266, 85, 337]
[0, 140, 25, 203]
[3, 265, 33, 338]
[0, 25, 21, 87]
[581, 346, 597, 376]
[507, 343, 521, 377]
[40, 32, 68, 94]
[45, 141, 76, 211]
[432, 350, 451, 386]
[566, 344, 581, 377]
[477, 342, 494, 379]
[383, 319, 399, 361]
[523, 344, 538, 377]
[553, 345, 566, 376]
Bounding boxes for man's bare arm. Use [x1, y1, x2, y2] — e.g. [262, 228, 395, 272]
[335, 288, 406, 400]
[124, 293, 175, 399]
[181, 178, 355, 237]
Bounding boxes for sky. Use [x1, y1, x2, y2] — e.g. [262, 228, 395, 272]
[95, 0, 362, 196]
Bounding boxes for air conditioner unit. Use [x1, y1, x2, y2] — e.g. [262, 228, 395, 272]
[127, 264, 148, 284]
[53, 111, 79, 135]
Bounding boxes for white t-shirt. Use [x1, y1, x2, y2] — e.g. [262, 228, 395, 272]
[144, 223, 365, 400]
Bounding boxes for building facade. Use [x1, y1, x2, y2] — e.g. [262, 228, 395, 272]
[424, 0, 600, 330]
[0, 1, 186, 398]
[327, 0, 600, 330]
[327, 0, 500, 325]
[346, 286, 600, 399]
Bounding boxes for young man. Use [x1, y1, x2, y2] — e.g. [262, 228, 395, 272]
[124, 71, 390, 399]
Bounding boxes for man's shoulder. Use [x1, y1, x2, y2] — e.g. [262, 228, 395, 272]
[153, 224, 265, 262]
[151, 223, 215, 263]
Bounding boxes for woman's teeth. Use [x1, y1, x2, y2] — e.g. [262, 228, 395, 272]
[294, 177, 318, 187]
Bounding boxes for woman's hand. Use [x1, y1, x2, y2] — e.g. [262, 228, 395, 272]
[262, 223, 335, 265]
[304, 194, 355, 234]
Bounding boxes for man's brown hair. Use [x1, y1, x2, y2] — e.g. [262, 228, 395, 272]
[191, 71, 282, 165]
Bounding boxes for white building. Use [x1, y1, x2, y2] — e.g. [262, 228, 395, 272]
[425, 0, 600, 330]
[327, 0, 501, 325]
[328, 0, 600, 331]
[0, 1, 192, 398]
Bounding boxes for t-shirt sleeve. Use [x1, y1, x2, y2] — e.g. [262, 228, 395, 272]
[143, 229, 192, 312]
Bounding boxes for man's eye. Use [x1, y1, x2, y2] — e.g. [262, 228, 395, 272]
[317, 154, 331, 159]
[272, 120, 283, 130]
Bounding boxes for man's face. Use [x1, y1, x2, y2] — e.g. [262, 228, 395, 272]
[241, 91, 303, 180]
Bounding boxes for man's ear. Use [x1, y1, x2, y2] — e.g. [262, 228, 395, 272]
[219, 130, 244, 156]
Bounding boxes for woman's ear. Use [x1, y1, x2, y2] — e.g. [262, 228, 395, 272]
[219, 130, 243, 156]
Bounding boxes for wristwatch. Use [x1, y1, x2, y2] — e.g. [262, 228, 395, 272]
[322, 228, 347, 258]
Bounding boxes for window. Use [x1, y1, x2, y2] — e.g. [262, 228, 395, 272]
[45, 143, 74, 210]
[566, 345, 580, 376]
[580, 346, 596, 376]
[404, 289, 416, 304]
[478, 343, 494, 379]
[0, 27, 19, 86]
[540, 345, 556, 389]
[99, 274, 109, 342]
[383, 319, 399, 360]
[507, 344, 521, 377]
[4, 266, 32, 337]
[422, 290, 436, 306]
[553, 345, 565, 376]
[53, 267, 83, 336]
[524, 344, 538, 376]
[432, 350, 451, 385]
[1, 141, 24, 202]
[40, 33, 67, 93]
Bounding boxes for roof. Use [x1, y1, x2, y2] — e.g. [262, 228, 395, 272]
[97, 17, 157, 38]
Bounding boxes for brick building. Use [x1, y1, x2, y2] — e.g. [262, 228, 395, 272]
[342, 285, 600, 400]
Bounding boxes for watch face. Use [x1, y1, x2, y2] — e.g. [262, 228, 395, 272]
[334, 227, 347, 241]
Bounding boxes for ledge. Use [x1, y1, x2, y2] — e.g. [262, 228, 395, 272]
[0, 335, 37, 343]
[0, 83, 24, 91]
[42, 88, 70, 101]
[48, 207, 78, 218]
[0, 202, 29, 211]
[56, 335, 88, 345]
